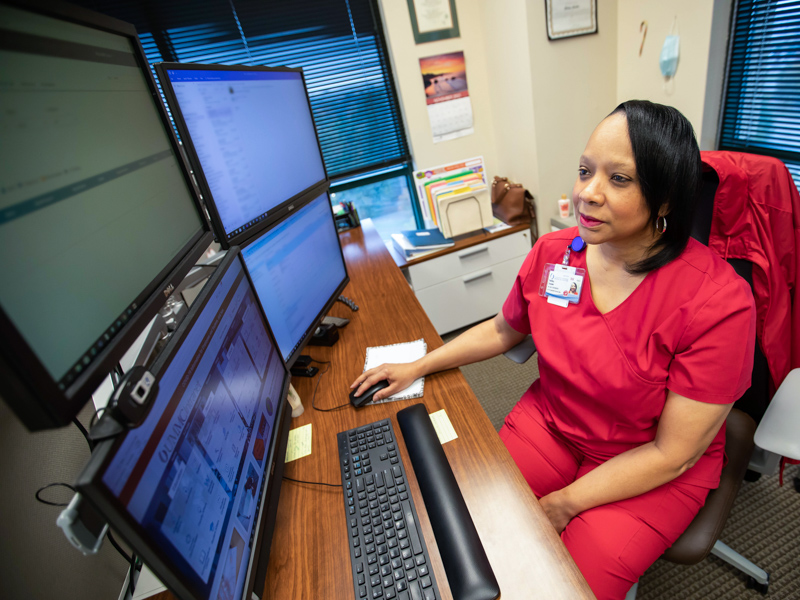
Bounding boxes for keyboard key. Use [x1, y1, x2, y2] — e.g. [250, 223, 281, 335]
[407, 581, 422, 600]
[423, 588, 435, 600]
[402, 502, 423, 555]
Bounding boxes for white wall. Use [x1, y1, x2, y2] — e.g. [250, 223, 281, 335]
[378, 0, 726, 231]
[378, 0, 500, 176]
[526, 0, 618, 228]
[616, 0, 731, 149]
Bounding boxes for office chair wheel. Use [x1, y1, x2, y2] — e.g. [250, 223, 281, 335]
[746, 574, 769, 595]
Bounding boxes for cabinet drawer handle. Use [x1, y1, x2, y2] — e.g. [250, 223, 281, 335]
[462, 269, 493, 284]
[458, 245, 489, 259]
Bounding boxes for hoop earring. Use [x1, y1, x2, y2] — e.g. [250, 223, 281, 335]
[656, 216, 668, 234]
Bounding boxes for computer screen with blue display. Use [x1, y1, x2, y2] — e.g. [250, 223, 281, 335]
[155, 63, 327, 247]
[241, 189, 349, 369]
[77, 249, 292, 600]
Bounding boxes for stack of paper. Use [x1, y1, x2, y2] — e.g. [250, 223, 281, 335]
[363, 339, 427, 402]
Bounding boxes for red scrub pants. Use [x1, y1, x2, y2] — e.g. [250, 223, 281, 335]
[499, 402, 710, 600]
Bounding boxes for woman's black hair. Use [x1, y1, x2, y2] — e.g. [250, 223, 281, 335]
[609, 100, 701, 274]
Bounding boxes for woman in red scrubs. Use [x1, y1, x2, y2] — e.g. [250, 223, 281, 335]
[351, 101, 756, 600]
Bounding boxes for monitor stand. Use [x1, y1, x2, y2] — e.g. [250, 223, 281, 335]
[307, 323, 340, 346]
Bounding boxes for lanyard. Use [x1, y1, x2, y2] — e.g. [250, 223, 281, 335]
[562, 236, 586, 265]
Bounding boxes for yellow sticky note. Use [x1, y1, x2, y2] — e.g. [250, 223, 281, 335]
[429, 410, 458, 444]
[285, 424, 312, 462]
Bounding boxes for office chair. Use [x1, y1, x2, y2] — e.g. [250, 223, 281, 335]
[504, 155, 800, 598]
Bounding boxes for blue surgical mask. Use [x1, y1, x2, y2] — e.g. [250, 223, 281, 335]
[660, 34, 680, 78]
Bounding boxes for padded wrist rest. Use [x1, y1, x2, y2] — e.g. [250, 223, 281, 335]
[396, 403, 500, 600]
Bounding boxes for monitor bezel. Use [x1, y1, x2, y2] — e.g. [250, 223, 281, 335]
[154, 61, 329, 249]
[76, 249, 293, 600]
[0, 0, 213, 432]
[240, 183, 350, 370]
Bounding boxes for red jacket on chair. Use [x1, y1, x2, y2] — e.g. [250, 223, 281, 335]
[700, 151, 800, 394]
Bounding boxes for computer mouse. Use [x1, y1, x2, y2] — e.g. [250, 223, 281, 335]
[350, 379, 390, 408]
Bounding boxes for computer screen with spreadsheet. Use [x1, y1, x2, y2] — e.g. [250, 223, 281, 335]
[241, 188, 349, 368]
[155, 62, 327, 248]
[0, 0, 210, 431]
[77, 249, 292, 600]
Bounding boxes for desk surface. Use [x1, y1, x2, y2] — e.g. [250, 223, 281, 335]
[154, 221, 593, 600]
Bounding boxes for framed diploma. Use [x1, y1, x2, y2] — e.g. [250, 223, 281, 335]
[545, 0, 598, 40]
[407, 0, 460, 44]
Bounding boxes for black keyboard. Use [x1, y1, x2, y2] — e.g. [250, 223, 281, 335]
[337, 419, 441, 600]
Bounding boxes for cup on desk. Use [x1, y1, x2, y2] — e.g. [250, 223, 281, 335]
[558, 194, 570, 218]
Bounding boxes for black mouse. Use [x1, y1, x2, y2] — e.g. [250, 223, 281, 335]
[350, 379, 390, 408]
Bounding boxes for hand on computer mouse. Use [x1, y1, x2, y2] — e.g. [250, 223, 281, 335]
[350, 362, 420, 404]
[349, 379, 390, 408]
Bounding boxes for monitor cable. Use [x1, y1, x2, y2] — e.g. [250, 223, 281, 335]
[283, 476, 342, 488]
[308, 360, 349, 412]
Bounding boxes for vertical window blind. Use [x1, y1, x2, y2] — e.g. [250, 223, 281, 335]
[77, 0, 410, 180]
[719, 0, 800, 186]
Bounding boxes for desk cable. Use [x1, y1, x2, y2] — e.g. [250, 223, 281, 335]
[307, 358, 350, 412]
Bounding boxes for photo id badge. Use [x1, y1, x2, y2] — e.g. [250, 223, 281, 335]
[539, 263, 585, 308]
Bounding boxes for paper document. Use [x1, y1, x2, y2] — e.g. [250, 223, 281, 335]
[364, 339, 427, 402]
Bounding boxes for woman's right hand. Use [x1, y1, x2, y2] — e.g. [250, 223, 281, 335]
[350, 362, 422, 403]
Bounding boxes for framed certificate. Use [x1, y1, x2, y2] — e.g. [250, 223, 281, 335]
[545, 0, 598, 40]
[407, 0, 460, 44]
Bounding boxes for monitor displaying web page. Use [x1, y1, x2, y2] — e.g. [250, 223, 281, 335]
[241, 189, 349, 368]
[77, 250, 292, 600]
[0, 0, 210, 430]
[155, 63, 327, 247]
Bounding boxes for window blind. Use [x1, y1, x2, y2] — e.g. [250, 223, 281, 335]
[719, 0, 800, 186]
[77, 0, 409, 179]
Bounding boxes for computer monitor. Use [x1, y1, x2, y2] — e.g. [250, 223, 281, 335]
[77, 249, 292, 600]
[154, 62, 327, 248]
[0, 0, 212, 431]
[241, 187, 349, 369]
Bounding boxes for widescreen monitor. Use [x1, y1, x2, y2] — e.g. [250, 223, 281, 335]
[241, 187, 349, 369]
[77, 249, 292, 600]
[155, 62, 327, 248]
[0, 0, 211, 431]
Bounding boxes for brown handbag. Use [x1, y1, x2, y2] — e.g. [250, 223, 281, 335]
[491, 176, 538, 237]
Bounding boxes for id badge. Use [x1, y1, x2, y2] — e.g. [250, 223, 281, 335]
[539, 263, 585, 307]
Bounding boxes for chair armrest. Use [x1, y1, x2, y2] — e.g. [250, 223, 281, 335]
[754, 367, 800, 461]
[503, 335, 537, 364]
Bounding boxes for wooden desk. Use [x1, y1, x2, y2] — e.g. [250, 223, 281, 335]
[264, 221, 593, 599]
[153, 221, 593, 600]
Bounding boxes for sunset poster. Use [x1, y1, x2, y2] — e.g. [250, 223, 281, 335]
[419, 51, 474, 142]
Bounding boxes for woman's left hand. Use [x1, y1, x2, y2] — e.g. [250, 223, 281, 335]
[539, 490, 577, 534]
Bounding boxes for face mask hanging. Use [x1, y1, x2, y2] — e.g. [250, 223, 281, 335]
[659, 17, 680, 79]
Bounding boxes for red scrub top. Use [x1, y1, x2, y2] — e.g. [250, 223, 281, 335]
[503, 227, 756, 488]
